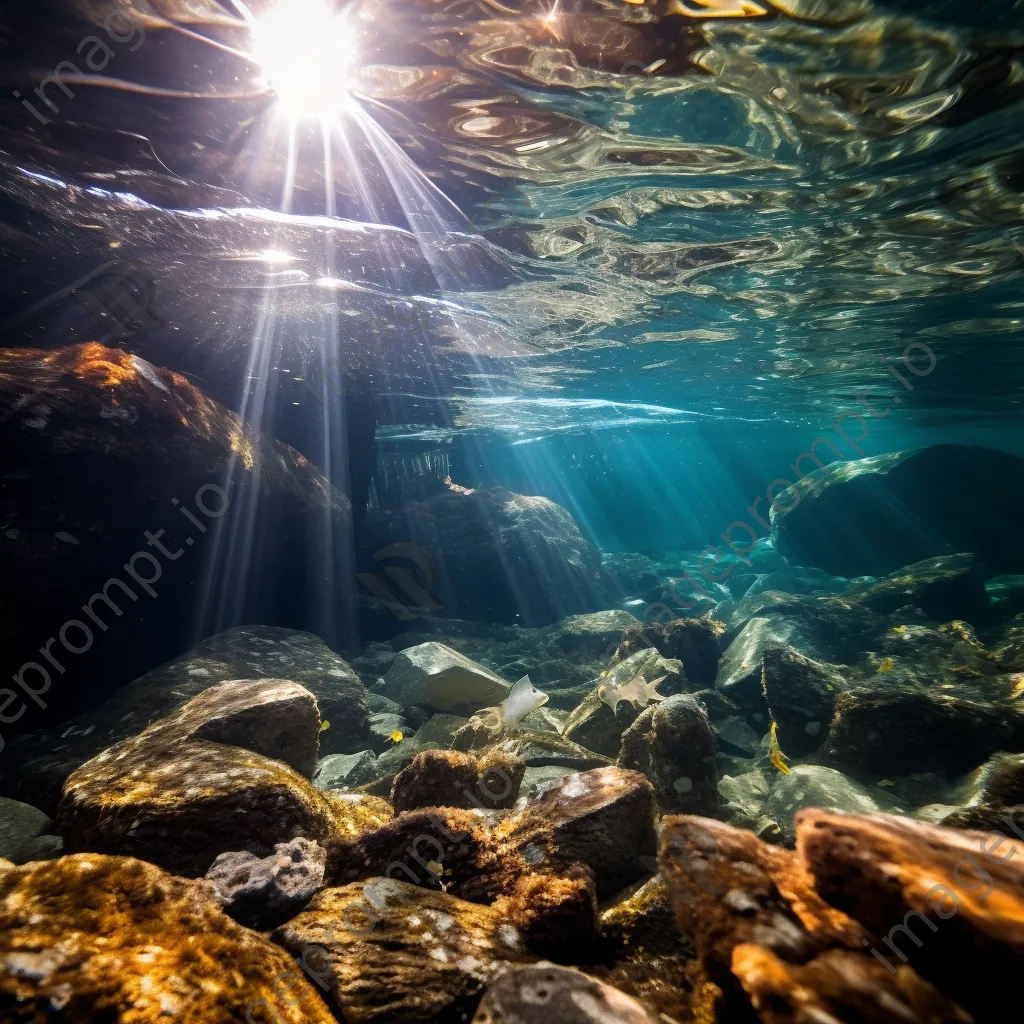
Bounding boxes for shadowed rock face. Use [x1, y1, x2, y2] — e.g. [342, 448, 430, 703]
[770, 445, 1024, 578]
[361, 486, 615, 626]
[0, 854, 336, 1024]
[0, 626, 368, 813]
[0, 343, 353, 735]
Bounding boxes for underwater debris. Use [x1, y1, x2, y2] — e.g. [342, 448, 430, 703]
[597, 673, 668, 713]
[470, 675, 549, 737]
[768, 721, 791, 776]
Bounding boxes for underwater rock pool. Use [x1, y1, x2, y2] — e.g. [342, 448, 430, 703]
[1, 0, 1024, 1020]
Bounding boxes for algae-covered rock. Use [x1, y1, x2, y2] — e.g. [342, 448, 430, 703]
[0, 853, 335, 1024]
[391, 749, 525, 813]
[272, 879, 534, 1023]
[472, 964, 662, 1024]
[770, 445, 1024, 577]
[592, 875, 696, 1020]
[326, 807, 522, 903]
[168, 677, 322, 777]
[55, 682, 348, 876]
[496, 767, 656, 897]
[1, 625, 368, 813]
[206, 836, 326, 930]
[58, 737, 342, 877]
[381, 642, 511, 713]
[618, 694, 719, 816]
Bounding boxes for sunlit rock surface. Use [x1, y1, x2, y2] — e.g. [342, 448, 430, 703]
[0, 854, 335, 1024]
[272, 879, 534, 1024]
[361, 486, 614, 626]
[380, 641, 511, 713]
[55, 682, 353, 876]
[771, 446, 1024, 578]
[0, 626, 368, 813]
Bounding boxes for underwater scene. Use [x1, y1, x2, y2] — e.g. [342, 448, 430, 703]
[3, 0, 1024, 1020]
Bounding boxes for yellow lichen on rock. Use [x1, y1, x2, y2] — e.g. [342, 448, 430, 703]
[0, 854, 335, 1024]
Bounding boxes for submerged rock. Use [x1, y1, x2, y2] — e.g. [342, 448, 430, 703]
[763, 766, 892, 843]
[770, 444, 1024, 577]
[314, 750, 379, 790]
[391, 749, 525, 813]
[612, 616, 725, 689]
[0, 797, 52, 863]
[0, 343, 352, 736]
[361, 485, 614, 626]
[618, 694, 719, 816]
[659, 814, 975, 1023]
[761, 645, 842, 757]
[0, 625, 368, 813]
[472, 964, 661, 1024]
[56, 683, 347, 876]
[272, 879, 534, 1023]
[825, 685, 1020, 777]
[206, 836, 326, 930]
[0, 854, 334, 1024]
[496, 767, 657, 897]
[381, 642, 511, 713]
[718, 769, 772, 829]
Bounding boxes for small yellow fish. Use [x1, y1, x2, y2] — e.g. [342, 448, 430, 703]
[768, 721, 791, 776]
[319, 720, 330, 733]
[877, 657, 894, 674]
[891, 625, 906, 635]
[390, 730, 404, 743]
[426, 860, 443, 876]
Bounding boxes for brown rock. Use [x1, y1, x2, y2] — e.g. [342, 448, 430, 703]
[493, 867, 599, 962]
[618, 694, 719, 816]
[326, 807, 524, 903]
[0, 854, 334, 1024]
[496, 767, 657, 897]
[168, 677, 322, 777]
[798, 809, 1024, 1021]
[390, 749, 525, 813]
[272, 879, 534, 1023]
[613, 616, 725, 689]
[592, 875, 695, 1021]
[321, 792, 394, 837]
[55, 683, 350, 876]
[472, 964, 662, 1024]
[732, 944, 972, 1024]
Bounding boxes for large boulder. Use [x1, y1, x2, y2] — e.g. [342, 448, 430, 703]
[0, 625, 368, 813]
[496, 767, 657, 897]
[360, 486, 614, 625]
[770, 444, 1024, 577]
[0, 344, 352, 741]
[379, 642, 510, 713]
[272, 879, 534, 1023]
[0, 854, 335, 1024]
[55, 681, 352, 876]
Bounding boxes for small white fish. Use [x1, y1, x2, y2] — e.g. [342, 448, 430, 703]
[598, 674, 668, 713]
[472, 675, 549, 737]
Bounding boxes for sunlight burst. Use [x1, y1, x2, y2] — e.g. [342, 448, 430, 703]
[251, 0, 357, 120]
